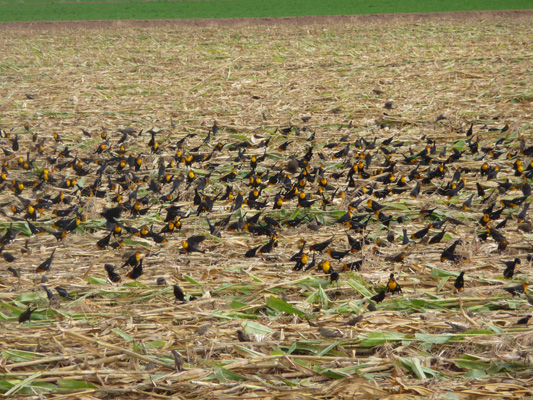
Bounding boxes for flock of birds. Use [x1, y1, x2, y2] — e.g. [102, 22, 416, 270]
[2, 112, 533, 326]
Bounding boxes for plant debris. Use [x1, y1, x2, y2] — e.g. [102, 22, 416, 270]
[0, 17, 532, 399]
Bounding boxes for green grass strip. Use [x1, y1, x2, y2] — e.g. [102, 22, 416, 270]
[0, 0, 532, 23]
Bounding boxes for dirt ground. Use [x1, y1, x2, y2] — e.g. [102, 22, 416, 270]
[0, 9, 532, 31]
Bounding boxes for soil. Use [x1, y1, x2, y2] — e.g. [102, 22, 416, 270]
[0, 9, 532, 31]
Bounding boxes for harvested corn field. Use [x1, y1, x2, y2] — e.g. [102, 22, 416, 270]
[1, 15, 533, 399]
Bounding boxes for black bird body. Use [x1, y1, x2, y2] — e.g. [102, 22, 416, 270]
[173, 285, 186, 301]
[42, 285, 54, 300]
[310, 236, 334, 252]
[122, 251, 141, 268]
[127, 258, 143, 280]
[326, 248, 350, 260]
[503, 283, 527, 297]
[96, 232, 112, 249]
[454, 271, 465, 291]
[19, 307, 36, 323]
[105, 264, 122, 283]
[237, 329, 251, 342]
[182, 235, 206, 253]
[370, 290, 386, 303]
[502, 258, 520, 279]
[428, 228, 446, 244]
[36, 249, 56, 273]
[55, 286, 73, 300]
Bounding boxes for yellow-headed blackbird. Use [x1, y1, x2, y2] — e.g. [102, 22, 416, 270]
[164, 206, 184, 222]
[441, 239, 462, 262]
[220, 169, 237, 182]
[160, 219, 179, 234]
[12, 180, 24, 195]
[336, 211, 352, 224]
[50, 230, 67, 241]
[182, 235, 206, 253]
[502, 258, 520, 279]
[386, 273, 402, 294]
[462, 194, 474, 211]
[501, 195, 527, 208]
[105, 264, 122, 283]
[290, 241, 306, 262]
[522, 184, 531, 197]
[96, 232, 112, 249]
[122, 251, 142, 268]
[410, 182, 421, 199]
[368, 199, 384, 212]
[246, 211, 263, 225]
[297, 192, 315, 208]
[149, 230, 167, 244]
[411, 226, 430, 240]
[503, 283, 528, 297]
[454, 271, 465, 292]
[386, 252, 406, 263]
[278, 141, 292, 152]
[18, 307, 36, 323]
[36, 249, 56, 273]
[428, 228, 446, 244]
[318, 259, 331, 274]
[258, 235, 277, 254]
[285, 215, 307, 227]
[25, 204, 37, 221]
[517, 202, 531, 223]
[487, 227, 507, 251]
[347, 233, 363, 253]
[501, 123, 510, 133]
[127, 258, 143, 280]
[109, 240, 124, 249]
[310, 236, 334, 253]
[326, 248, 350, 260]
[343, 260, 362, 271]
[293, 252, 308, 271]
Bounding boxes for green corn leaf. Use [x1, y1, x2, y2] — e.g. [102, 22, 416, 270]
[112, 328, 133, 342]
[242, 321, 274, 335]
[57, 380, 99, 389]
[266, 296, 306, 317]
